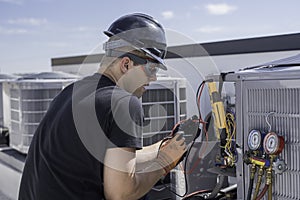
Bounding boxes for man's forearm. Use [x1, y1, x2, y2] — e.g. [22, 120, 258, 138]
[104, 147, 165, 200]
[104, 160, 165, 200]
[131, 161, 165, 199]
[136, 141, 161, 171]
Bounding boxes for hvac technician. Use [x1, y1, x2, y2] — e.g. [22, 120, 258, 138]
[18, 13, 187, 200]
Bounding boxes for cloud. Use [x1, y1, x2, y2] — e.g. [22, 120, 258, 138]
[7, 18, 48, 26]
[196, 26, 223, 33]
[0, 0, 23, 5]
[161, 11, 174, 20]
[205, 3, 237, 15]
[0, 26, 28, 35]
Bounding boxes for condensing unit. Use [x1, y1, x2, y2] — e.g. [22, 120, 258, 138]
[8, 72, 77, 154]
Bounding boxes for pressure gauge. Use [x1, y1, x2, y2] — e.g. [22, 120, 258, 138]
[263, 132, 285, 155]
[247, 130, 262, 151]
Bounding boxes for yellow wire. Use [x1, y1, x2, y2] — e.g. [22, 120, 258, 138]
[224, 113, 237, 165]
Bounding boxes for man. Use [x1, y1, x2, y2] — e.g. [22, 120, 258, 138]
[19, 13, 186, 200]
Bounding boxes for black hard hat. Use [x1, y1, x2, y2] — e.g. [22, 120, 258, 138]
[103, 13, 167, 70]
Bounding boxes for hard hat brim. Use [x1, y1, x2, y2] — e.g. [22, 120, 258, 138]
[140, 48, 167, 70]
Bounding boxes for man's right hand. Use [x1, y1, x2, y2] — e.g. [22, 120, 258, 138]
[155, 133, 187, 174]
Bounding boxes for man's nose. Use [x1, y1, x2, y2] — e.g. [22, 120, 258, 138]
[148, 75, 157, 82]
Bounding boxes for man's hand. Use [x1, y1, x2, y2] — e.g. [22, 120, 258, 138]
[156, 133, 187, 174]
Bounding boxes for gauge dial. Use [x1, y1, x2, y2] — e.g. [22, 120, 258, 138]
[263, 132, 284, 155]
[248, 130, 262, 151]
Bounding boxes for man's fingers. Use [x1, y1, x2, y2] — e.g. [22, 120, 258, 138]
[175, 133, 186, 146]
[176, 132, 183, 140]
[173, 131, 184, 140]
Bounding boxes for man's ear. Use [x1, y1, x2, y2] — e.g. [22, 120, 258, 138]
[120, 57, 130, 73]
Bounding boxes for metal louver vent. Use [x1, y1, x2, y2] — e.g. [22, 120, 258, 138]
[245, 86, 300, 199]
[141, 77, 187, 146]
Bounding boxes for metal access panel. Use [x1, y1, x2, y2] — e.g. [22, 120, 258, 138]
[226, 68, 300, 200]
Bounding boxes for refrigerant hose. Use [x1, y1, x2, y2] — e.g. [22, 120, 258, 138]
[268, 183, 272, 200]
[247, 164, 256, 200]
[252, 166, 264, 200]
[255, 184, 269, 200]
[247, 177, 254, 200]
[207, 175, 225, 199]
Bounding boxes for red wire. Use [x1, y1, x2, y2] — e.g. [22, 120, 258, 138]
[179, 83, 209, 175]
[187, 83, 209, 174]
[182, 189, 211, 199]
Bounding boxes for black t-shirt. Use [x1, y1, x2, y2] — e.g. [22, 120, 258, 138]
[18, 73, 143, 200]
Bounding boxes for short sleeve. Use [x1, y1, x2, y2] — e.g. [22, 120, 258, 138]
[109, 94, 143, 149]
[94, 87, 143, 150]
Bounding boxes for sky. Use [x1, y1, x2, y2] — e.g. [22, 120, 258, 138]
[1, 0, 300, 74]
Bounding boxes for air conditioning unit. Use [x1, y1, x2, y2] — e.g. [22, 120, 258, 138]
[0, 74, 17, 145]
[8, 72, 77, 154]
[221, 66, 300, 200]
[141, 76, 187, 146]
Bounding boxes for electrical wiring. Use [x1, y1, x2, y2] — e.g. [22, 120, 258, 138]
[158, 120, 201, 198]
[185, 81, 210, 174]
[159, 80, 236, 198]
[158, 81, 208, 198]
[216, 107, 237, 166]
[169, 73, 242, 199]
[182, 189, 212, 199]
[196, 81, 206, 122]
[223, 112, 237, 165]
[182, 80, 239, 199]
[156, 118, 190, 198]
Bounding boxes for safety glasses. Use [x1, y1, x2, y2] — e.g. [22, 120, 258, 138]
[107, 50, 162, 77]
[141, 61, 160, 77]
[131, 54, 161, 77]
